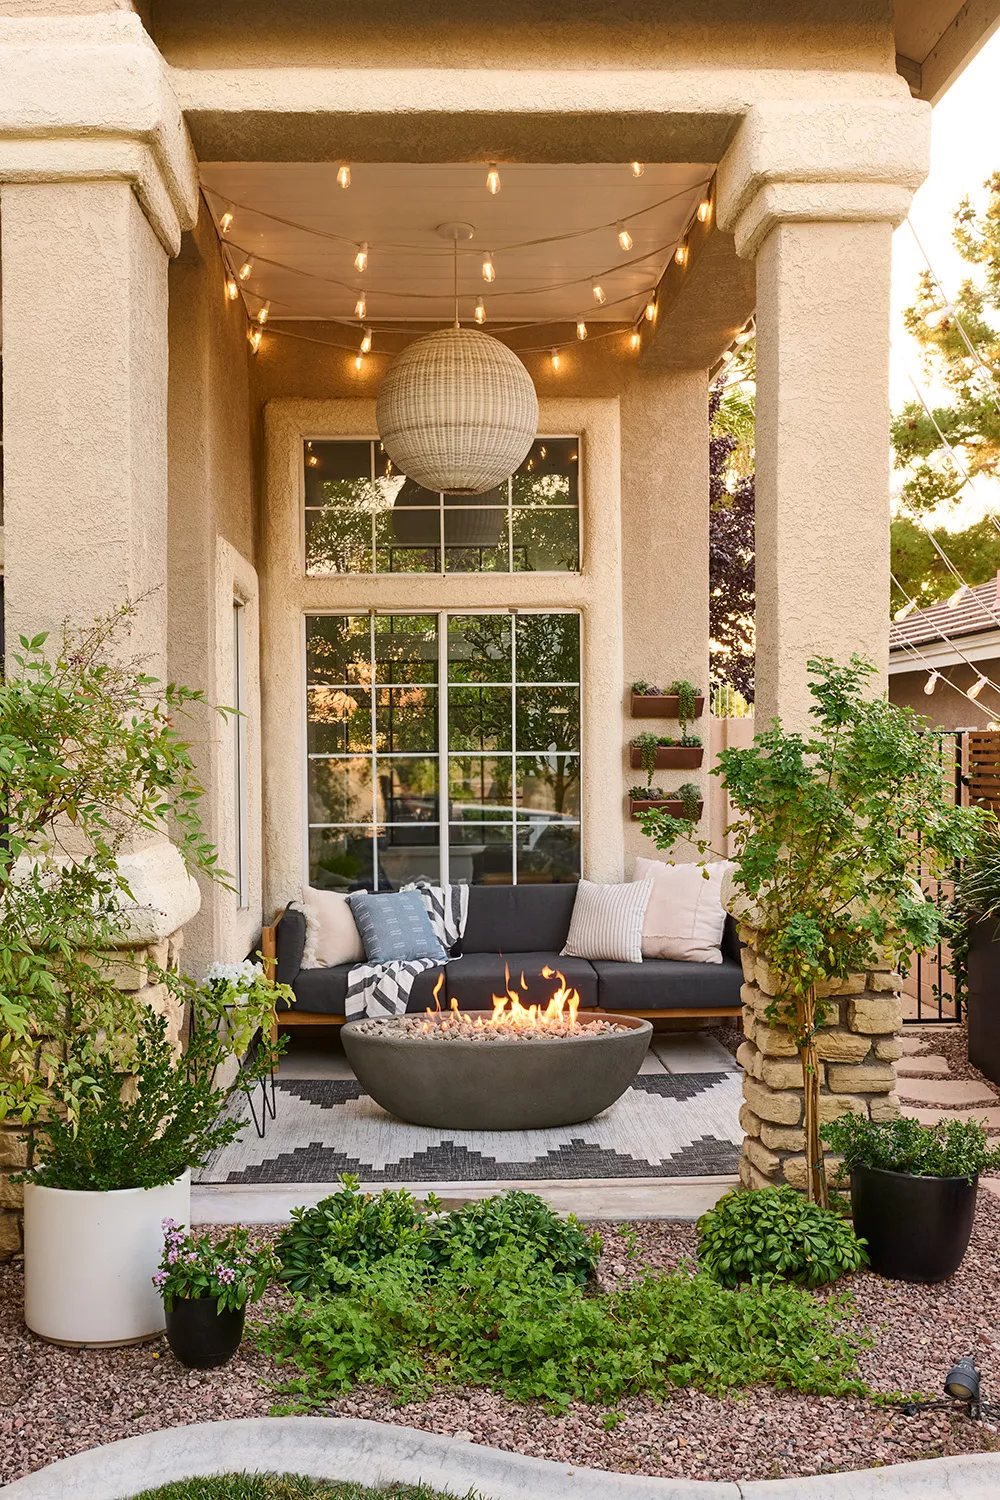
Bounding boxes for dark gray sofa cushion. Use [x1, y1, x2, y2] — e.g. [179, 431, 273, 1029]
[593, 957, 743, 1011]
[721, 914, 740, 965]
[289, 962, 447, 1017]
[444, 952, 598, 1009]
[462, 883, 578, 955]
[275, 904, 306, 987]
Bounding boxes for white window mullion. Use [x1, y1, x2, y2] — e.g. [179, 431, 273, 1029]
[437, 611, 449, 888]
[510, 610, 518, 886]
[369, 609, 378, 889]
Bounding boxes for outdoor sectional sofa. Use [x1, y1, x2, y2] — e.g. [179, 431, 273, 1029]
[263, 883, 743, 1031]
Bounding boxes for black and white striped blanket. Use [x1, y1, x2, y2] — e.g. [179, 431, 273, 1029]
[344, 880, 469, 1020]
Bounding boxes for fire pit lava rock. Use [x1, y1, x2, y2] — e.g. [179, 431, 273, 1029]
[341, 1011, 652, 1130]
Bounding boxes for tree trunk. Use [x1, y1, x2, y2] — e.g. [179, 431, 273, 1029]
[799, 985, 828, 1207]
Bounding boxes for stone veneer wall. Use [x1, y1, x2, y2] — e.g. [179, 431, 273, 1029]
[0, 930, 186, 1260]
[736, 926, 902, 1191]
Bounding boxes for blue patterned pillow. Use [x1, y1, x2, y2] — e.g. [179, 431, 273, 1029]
[347, 890, 447, 964]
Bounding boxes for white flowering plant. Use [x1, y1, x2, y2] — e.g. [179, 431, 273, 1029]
[154, 1220, 278, 1313]
[197, 958, 293, 1059]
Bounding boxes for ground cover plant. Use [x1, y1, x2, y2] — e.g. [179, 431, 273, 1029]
[133, 1479, 478, 1500]
[696, 1186, 868, 1288]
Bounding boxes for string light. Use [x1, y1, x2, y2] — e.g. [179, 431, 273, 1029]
[924, 671, 940, 695]
[482, 252, 495, 283]
[486, 164, 501, 195]
[355, 353, 365, 371]
[337, 163, 351, 189]
[720, 348, 734, 365]
[238, 257, 253, 280]
[617, 221, 633, 252]
[354, 242, 369, 273]
[735, 325, 754, 346]
[355, 291, 367, 319]
[474, 298, 486, 324]
[925, 304, 953, 329]
[674, 241, 688, 266]
[360, 327, 372, 354]
[256, 301, 270, 326]
[306, 441, 319, 468]
[630, 330, 641, 351]
[893, 598, 918, 623]
[592, 281, 606, 305]
[225, 274, 239, 301]
[697, 199, 712, 223]
[219, 211, 233, 235]
[630, 162, 645, 177]
[947, 583, 968, 608]
[551, 348, 561, 371]
[576, 319, 588, 340]
[645, 297, 657, 321]
[248, 326, 262, 354]
[970, 675, 988, 700]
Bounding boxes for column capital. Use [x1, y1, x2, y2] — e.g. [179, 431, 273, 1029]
[0, 11, 197, 255]
[717, 97, 931, 260]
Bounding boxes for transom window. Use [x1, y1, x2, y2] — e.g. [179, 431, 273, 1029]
[305, 611, 581, 889]
[304, 438, 580, 575]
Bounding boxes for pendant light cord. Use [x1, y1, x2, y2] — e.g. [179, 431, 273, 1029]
[453, 232, 460, 329]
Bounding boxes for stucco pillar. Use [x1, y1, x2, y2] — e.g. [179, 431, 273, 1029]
[620, 367, 710, 868]
[717, 97, 931, 729]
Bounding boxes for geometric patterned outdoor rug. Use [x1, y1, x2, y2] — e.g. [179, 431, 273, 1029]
[194, 1072, 744, 1185]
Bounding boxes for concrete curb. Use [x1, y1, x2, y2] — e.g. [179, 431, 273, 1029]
[4, 1416, 1000, 1500]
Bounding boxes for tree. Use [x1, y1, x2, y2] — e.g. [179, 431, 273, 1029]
[710, 350, 756, 701]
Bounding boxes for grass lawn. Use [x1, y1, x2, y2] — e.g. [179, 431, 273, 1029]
[134, 1479, 479, 1500]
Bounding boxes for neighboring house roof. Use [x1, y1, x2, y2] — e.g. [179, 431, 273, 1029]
[890, 576, 1000, 654]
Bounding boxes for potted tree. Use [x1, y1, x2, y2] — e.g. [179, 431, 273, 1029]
[638, 656, 982, 1206]
[822, 1115, 1000, 1281]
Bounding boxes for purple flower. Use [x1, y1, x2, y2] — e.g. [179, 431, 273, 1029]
[167, 1249, 180, 1264]
[186, 1252, 199, 1263]
[152, 1271, 168, 1288]
[217, 1267, 236, 1284]
[161, 1218, 176, 1231]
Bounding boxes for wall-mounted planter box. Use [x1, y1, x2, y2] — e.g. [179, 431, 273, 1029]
[629, 798, 704, 822]
[629, 745, 704, 771]
[631, 693, 705, 720]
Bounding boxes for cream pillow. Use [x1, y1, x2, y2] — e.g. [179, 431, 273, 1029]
[633, 858, 731, 963]
[298, 886, 365, 968]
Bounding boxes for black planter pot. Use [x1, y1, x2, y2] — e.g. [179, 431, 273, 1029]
[851, 1165, 977, 1282]
[967, 915, 1000, 1086]
[164, 1296, 246, 1369]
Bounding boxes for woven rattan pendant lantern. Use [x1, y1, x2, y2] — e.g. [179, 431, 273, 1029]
[375, 223, 538, 495]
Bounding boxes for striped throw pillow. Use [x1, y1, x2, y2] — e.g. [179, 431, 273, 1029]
[561, 878, 653, 963]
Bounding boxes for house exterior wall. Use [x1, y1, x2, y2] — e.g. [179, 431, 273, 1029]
[890, 661, 1000, 730]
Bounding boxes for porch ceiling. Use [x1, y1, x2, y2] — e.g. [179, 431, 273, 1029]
[199, 161, 713, 326]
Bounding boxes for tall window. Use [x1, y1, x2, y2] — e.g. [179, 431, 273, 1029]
[305, 612, 581, 889]
[232, 599, 249, 908]
[304, 438, 579, 575]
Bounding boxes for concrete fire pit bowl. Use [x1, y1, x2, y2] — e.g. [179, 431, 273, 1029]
[341, 1012, 652, 1130]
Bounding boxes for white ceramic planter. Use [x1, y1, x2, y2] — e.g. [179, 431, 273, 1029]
[23, 1170, 191, 1346]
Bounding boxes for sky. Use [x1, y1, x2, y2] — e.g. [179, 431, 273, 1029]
[890, 28, 1000, 530]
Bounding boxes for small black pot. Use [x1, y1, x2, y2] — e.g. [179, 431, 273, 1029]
[851, 1165, 978, 1282]
[164, 1295, 246, 1369]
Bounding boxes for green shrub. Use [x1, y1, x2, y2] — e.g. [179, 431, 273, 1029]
[258, 1245, 867, 1411]
[822, 1114, 1000, 1181]
[696, 1186, 867, 1289]
[427, 1190, 600, 1284]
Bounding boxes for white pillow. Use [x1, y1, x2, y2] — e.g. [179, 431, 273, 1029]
[297, 886, 365, 968]
[633, 858, 730, 963]
[561, 878, 653, 963]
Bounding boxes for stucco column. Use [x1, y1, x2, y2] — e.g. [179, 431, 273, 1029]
[620, 367, 710, 867]
[717, 98, 931, 729]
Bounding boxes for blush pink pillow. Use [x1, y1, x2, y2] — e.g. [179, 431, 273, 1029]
[632, 858, 730, 963]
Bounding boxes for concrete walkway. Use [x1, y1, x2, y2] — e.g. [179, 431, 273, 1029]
[4, 1417, 1000, 1500]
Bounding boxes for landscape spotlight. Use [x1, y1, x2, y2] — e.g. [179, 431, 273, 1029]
[944, 1357, 981, 1404]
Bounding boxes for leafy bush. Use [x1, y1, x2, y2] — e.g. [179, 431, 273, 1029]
[696, 1186, 867, 1288]
[258, 1245, 866, 1410]
[822, 1114, 1000, 1182]
[275, 1180, 600, 1295]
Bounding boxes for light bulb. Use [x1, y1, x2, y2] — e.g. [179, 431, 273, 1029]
[735, 327, 753, 346]
[354, 242, 369, 273]
[617, 222, 633, 252]
[630, 330, 641, 351]
[592, 282, 606, 305]
[355, 291, 367, 319]
[924, 672, 940, 696]
[969, 675, 988, 700]
[630, 162, 645, 177]
[226, 275, 239, 301]
[645, 297, 656, 321]
[475, 299, 486, 324]
[925, 304, 953, 329]
[576, 320, 588, 340]
[893, 599, 917, 622]
[360, 327, 372, 354]
[337, 163, 351, 189]
[486, 164, 501, 195]
[238, 257, 253, 280]
[721, 348, 734, 364]
[674, 242, 688, 266]
[482, 253, 495, 283]
[248, 326, 262, 354]
[947, 583, 967, 608]
[697, 199, 712, 223]
[551, 348, 561, 371]
[257, 301, 270, 326]
[219, 211, 233, 235]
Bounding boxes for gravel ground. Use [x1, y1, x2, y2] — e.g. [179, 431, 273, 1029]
[6, 1198, 1000, 1487]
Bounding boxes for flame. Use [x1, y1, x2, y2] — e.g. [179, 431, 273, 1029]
[424, 964, 581, 1032]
